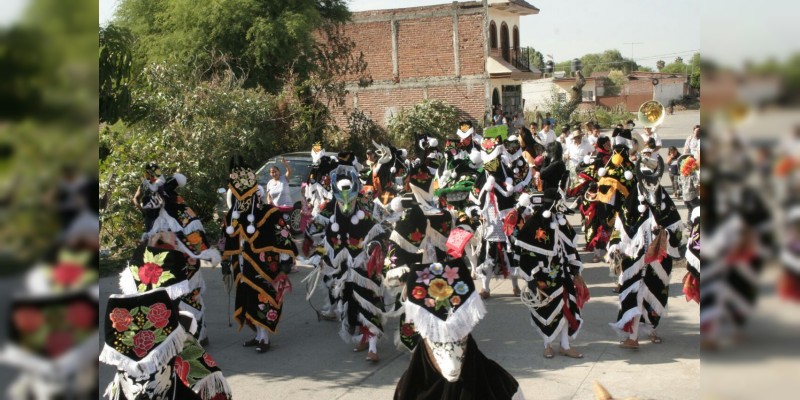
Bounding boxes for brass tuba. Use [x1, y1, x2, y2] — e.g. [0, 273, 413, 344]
[637, 100, 665, 128]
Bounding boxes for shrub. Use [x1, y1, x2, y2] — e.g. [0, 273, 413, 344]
[387, 99, 461, 156]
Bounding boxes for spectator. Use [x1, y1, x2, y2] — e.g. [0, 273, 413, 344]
[678, 154, 700, 224]
[565, 130, 593, 168]
[544, 112, 555, 127]
[629, 138, 640, 162]
[639, 126, 662, 152]
[666, 146, 682, 196]
[557, 126, 569, 148]
[586, 122, 601, 147]
[266, 158, 293, 207]
[493, 108, 503, 126]
[683, 125, 700, 157]
[537, 121, 557, 145]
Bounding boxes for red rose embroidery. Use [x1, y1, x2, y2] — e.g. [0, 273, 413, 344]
[138, 263, 163, 285]
[347, 238, 361, 247]
[203, 353, 218, 368]
[109, 308, 133, 332]
[266, 309, 278, 321]
[409, 230, 424, 243]
[132, 330, 156, 358]
[52, 262, 84, 286]
[14, 307, 44, 334]
[45, 331, 73, 357]
[411, 286, 427, 300]
[147, 303, 171, 329]
[173, 356, 190, 386]
[401, 323, 415, 337]
[67, 301, 96, 329]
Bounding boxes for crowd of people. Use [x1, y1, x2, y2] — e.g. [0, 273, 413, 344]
[97, 113, 704, 399]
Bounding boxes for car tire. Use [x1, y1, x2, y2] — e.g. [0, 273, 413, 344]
[290, 203, 303, 234]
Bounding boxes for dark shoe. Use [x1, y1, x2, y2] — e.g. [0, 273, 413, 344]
[200, 337, 209, 347]
[243, 338, 259, 347]
[256, 340, 270, 353]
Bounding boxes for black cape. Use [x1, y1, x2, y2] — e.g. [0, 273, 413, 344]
[394, 335, 521, 400]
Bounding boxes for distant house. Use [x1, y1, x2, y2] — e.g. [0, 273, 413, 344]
[522, 70, 692, 113]
[521, 75, 599, 114]
[330, 0, 541, 130]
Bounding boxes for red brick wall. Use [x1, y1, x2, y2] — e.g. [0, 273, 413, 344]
[458, 13, 485, 75]
[397, 16, 455, 79]
[343, 21, 393, 81]
[329, 4, 488, 131]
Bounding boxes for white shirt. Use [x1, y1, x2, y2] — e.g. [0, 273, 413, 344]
[266, 177, 293, 207]
[586, 133, 599, 147]
[566, 140, 594, 166]
[537, 129, 557, 146]
[639, 129, 662, 148]
[683, 135, 700, 157]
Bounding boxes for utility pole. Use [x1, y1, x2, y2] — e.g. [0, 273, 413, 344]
[623, 42, 642, 73]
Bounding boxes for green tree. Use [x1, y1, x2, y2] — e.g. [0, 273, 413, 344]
[387, 99, 461, 154]
[99, 24, 134, 124]
[661, 52, 700, 89]
[603, 70, 627, 96]
[656, 60, 666, 71]
[553, 49, 640, 76]
[100, 61, 295, 251]
[114, 0, 363, 92]
[523, 46, 544, 70]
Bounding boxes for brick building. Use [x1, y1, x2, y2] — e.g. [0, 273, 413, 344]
[332, 0, 541, 131]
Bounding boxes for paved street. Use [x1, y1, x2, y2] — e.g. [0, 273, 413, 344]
[98, 111, 700, 400]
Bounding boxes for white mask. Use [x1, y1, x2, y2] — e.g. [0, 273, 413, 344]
[427, 337, 468, 382]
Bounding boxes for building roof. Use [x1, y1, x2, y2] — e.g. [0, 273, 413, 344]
[489, 0, 540, 15]
[487, 55, 542, 79]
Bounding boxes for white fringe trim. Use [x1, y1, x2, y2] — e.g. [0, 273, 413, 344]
[782, 251, 800, 273]
[346, 268, 383, 296]
[99, 325, 188, 379]
[364, 223, 385, 244]
[352, 291, 385, 319]
[389, 231, 421, 254]
[193, 370, 232, 400]
[0, 331, 99, 379]
[384, 266, 410, 287]
[686, 248, 700, 271]
[404, 291, 486, 343]
[427, 224, 450, 251]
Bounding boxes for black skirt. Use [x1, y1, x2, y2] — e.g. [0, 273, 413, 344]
[394, 335, 522, 400]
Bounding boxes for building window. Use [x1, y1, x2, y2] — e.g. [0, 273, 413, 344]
[500, 22, 510, 62]
[513, 26, 519, 51]
[582, 90, 594, 101]
[557, 92, 567, 103]
[489, 21, 497, 49]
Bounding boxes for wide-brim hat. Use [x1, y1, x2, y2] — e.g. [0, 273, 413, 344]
[120, 245, 191, 299]
[100, 289, 188, 379]
[3, 291, 98, 370]
[404, 258, 486, 342]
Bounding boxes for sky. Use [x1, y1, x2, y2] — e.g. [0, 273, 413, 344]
[0, 0, 28, 27]
[97, 0, 798, 70]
